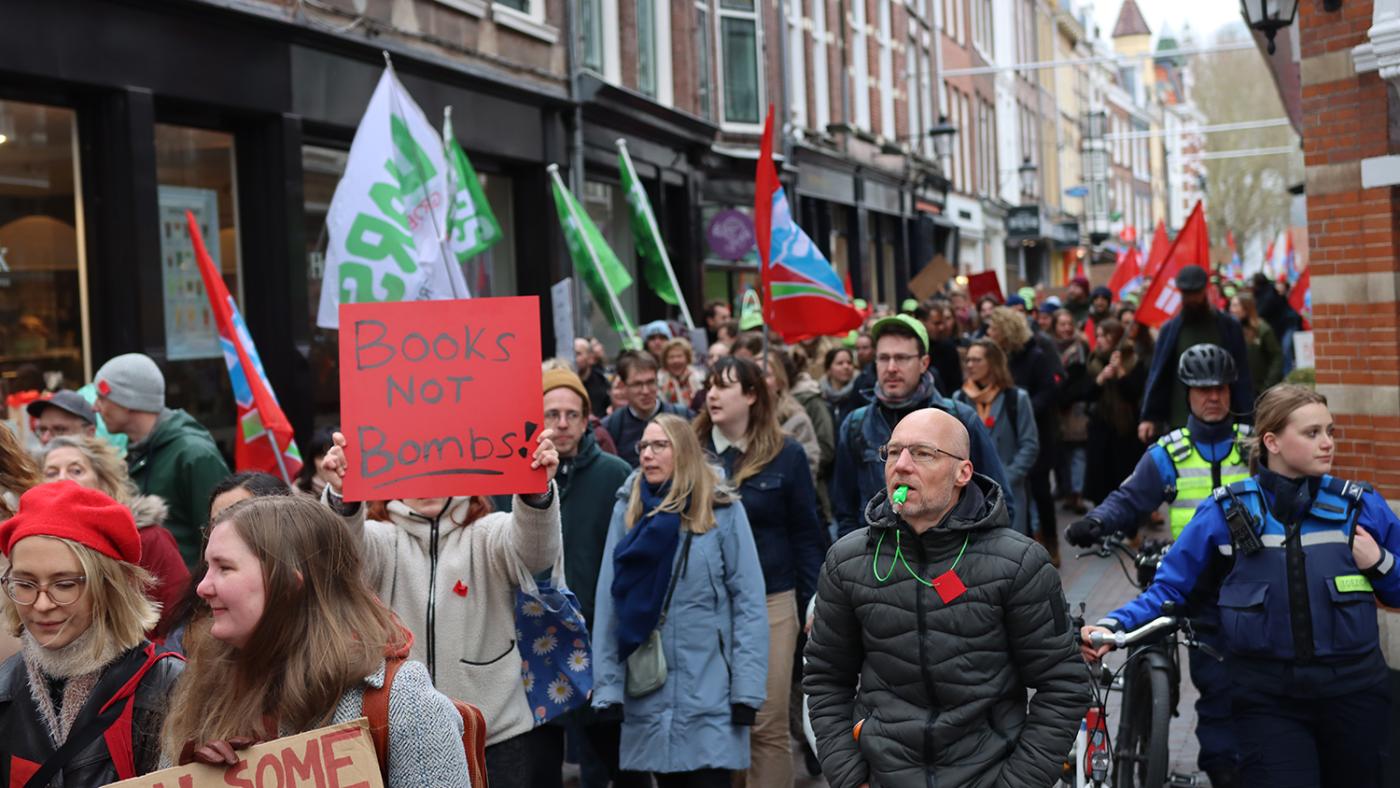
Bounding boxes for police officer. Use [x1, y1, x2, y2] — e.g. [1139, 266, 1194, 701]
[1067, 342, 1248, 787]
[1081, 384, 1400, 788]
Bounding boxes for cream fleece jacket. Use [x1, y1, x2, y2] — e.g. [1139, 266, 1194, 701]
[327, 487, 562, 746]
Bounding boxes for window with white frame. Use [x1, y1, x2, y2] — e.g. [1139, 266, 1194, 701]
[879, 0, 894, 137]
[789, 0, 808, 130]
[719, 0, 763, 126]
[918, 32, 933, 158]
[637, 0, 672, 103]
[906, 28, 920, 149]
[960, 90, 971, 193]
[812, 0, 830, 129]
[853, 0, 871, 130]
[696, 0, 713, 119]
[581, 0, 604, 71]
[953, 0, 964, 44]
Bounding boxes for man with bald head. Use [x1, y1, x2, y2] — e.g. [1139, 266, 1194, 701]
[804, 408, 1089, 788]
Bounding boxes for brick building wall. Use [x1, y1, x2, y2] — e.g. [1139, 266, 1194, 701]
[1299, 0, 1400, 499]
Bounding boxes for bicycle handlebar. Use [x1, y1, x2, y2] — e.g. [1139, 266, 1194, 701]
[1086, 616, 1178, 649]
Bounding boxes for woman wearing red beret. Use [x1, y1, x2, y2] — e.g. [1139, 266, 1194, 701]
[0, 480, 184, 786]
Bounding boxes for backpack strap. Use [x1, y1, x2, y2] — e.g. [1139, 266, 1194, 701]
[362, 656, 406, 784]
[1148, 444, 1179, 503]
[1320, 475, 1372, 547]
[24, 644, 182, 788]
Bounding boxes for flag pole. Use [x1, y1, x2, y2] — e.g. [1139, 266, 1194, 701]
[382, 51, 466, 301]
[264, 427, 292, 486]
[616, 138, 696, 331]
[547, 163, 639, 348]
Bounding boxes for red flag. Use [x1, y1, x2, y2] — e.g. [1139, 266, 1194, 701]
[1084, 317, 1097, 351]
[1289, 266, 1311, 330]
[186, 211, 302, 482]
[1144, 220, 1170, 279]
[1107, 247, 1143, 303]
[966, 271, 1004, 304]
[1136, 202, 1209, 329]
[754, 106, 863, 341]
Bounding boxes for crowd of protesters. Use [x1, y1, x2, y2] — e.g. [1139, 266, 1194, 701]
[0, 256, 1382, 788]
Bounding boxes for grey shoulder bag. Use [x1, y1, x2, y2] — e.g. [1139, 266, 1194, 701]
[625, 531, 694, 698]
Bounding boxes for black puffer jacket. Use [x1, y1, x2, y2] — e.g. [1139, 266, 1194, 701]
[803, 475, 1090, 788]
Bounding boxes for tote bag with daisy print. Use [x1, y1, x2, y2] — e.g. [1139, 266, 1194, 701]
[514, 560, 593, 725]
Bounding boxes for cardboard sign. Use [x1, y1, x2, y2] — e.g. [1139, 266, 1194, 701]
[908, 255, 955, 303]
[107, 719, 383, 788]
[966, 270, 1004, 304]
[338, 297, 545, 501]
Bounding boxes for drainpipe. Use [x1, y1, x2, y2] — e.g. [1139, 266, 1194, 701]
[564, 0, 587, 336]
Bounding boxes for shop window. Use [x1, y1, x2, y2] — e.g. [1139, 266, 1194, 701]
[302, 144, 518, 429]
[153, 123, 240, 444]
[718, 0, 762, 127]
[0, 100, 86, 406]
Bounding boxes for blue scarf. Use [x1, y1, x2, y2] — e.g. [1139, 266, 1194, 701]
[610, 479, 684, 660]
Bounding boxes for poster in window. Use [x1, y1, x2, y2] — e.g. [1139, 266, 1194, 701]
[158, 185, 223, 361]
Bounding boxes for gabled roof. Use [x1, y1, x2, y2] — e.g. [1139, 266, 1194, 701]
[1112, 0, 1152, 38]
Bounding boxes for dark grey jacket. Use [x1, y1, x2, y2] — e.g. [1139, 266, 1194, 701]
[803, 475, 1090, 788]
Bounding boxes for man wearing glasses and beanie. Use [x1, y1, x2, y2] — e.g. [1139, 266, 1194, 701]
[805, 408, 1089, 788]
[831, 314, 1011, 537]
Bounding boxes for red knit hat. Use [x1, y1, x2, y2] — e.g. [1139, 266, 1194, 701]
[0, 481, 141, 564]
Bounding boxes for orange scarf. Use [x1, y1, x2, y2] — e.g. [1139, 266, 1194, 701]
[960, 380, 1002, 428]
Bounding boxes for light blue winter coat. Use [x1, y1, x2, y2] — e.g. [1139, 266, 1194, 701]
[592, 471, 769, 773]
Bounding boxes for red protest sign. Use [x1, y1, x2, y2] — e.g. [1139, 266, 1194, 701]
[338, 297, 545, 501]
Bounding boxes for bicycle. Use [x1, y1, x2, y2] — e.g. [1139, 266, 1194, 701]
[1062, 535, 1220, 788]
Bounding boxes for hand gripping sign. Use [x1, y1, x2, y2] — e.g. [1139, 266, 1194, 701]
[107, 720, 383, 788]
[337, 297, 546, 501]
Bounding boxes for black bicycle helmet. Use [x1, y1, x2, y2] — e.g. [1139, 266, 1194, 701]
[1177, 343, 1237, 387]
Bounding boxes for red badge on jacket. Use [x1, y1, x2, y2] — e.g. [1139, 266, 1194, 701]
[932, 569, 966, 604]
[453, 580, 469, 597]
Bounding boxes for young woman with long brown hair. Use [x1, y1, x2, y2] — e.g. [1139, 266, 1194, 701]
[954, 339, 1038, 536]
[1082, 384, 1400, 788]
[694, 356, 824, 788]
[161, 495, 470, 784]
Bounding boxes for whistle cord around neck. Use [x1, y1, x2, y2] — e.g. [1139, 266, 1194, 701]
[873, 529, 970, 587]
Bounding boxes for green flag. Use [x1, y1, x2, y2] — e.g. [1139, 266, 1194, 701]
[548, 166, 639, 346]
[443, 108, 502, 262]
[618, 141, 682, 309]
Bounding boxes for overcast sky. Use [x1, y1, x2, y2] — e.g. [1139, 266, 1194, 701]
[1087, 0, 1248, 44]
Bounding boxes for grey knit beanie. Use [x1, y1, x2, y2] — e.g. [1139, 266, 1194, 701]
[94, 353, 166, 413]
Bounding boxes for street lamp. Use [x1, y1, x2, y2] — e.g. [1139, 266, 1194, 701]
[1018, 156, 1038, 202]
[930, 115, 957, 169]
[1240, 0, 1301, 55]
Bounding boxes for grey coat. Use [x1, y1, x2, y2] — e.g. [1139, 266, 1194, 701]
[803, 475, 1090, 788]
[953, 387, 1039, 534]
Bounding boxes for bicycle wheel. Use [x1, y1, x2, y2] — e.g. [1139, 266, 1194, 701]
[1114, 661, 1171, 788]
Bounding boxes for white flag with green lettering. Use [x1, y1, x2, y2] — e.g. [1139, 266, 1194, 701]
[316, 64, 469, 329]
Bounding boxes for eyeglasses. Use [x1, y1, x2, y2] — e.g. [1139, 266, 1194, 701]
[875, 353, 921, 368]
[877, 443, 967, 464]
[544, 409, 584, 424]
[636, 439, 673, 455]
[2, 575, 88, 606]
[626, 378, 659, 391]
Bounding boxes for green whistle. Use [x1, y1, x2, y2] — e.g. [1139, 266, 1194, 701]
[892, 485, 909, 506]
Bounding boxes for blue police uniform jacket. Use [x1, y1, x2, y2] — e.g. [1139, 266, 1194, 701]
[1103, 472, 1400, 677]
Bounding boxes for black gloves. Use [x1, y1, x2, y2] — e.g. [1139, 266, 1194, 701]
[731, 704, 758, 726]
[1066, 517, 1104, 548]
[594, 704, 624, 723]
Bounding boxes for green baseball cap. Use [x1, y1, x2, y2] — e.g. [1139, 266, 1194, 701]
[900, 298, 919, 314]
[870, 314, 928, 355]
